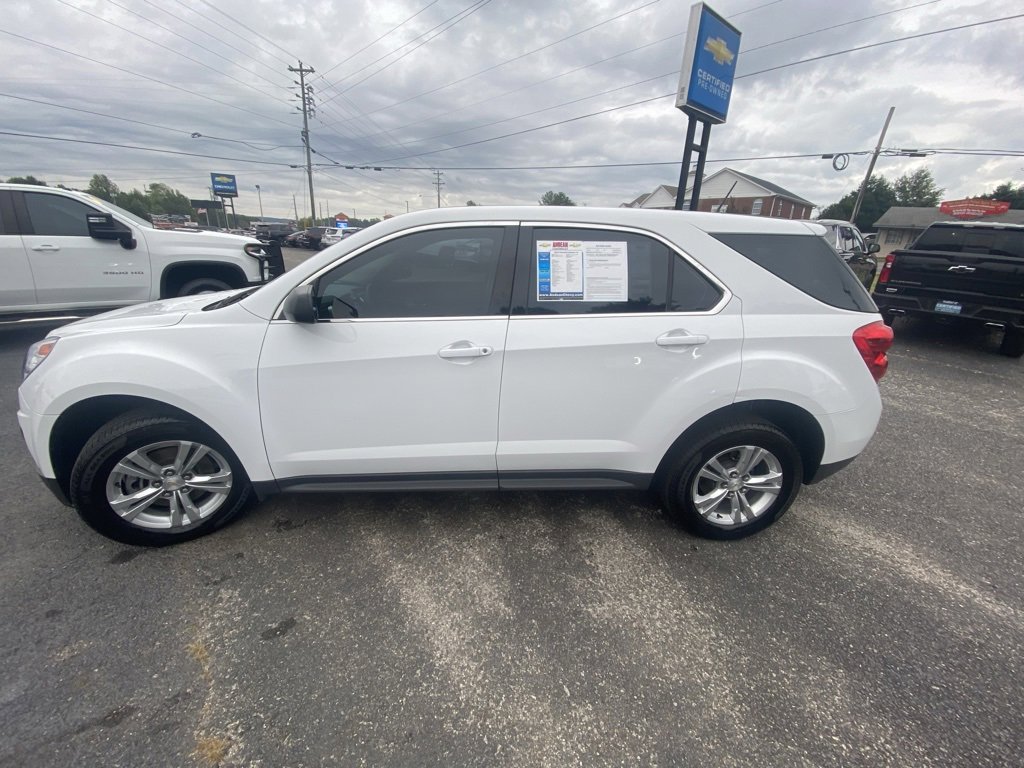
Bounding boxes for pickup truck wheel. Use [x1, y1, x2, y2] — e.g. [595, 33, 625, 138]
[999, 327, 1024, 358]
[660, 423, 802, 540]
[178, 277, 232, 296]
[69, 412, 252, 546]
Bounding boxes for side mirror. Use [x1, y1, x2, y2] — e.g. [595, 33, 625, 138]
[282, 284, 318, 323]
[867, 242, 880, 254]
[87, 213, 136, 250]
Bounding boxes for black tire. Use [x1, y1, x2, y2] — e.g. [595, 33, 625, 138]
[999, 327, 1024, 358]
[178, 277, 232, 296]
[659, 422, 803, 540]
[69, 411, 252, 546]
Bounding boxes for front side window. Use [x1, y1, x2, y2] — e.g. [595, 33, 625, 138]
[314, 227, 505, 319]
[24, 192, 99, 237]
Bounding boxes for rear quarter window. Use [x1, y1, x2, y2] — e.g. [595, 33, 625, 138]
[712, 232, 876, 312]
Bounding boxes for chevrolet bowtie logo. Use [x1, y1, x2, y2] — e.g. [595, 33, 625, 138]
[704, 37, 734, 66]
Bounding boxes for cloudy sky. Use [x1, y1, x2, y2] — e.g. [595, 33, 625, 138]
[2, 0, 1022, 221]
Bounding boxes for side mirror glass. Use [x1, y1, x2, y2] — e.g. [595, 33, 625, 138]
[87, 213, 136, 250]
[282, 284, 318, 323]
[867, 242, 880, 254]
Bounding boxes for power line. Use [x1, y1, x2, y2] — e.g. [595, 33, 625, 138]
[364, 11, 1024, 163]
[351, 0, 946, 144]
[52, 0, 294, 109]
[102, 0, 293, 90]
[353, 0, 663, 116]
[0, 28, 295, 127]
[165, 0, 291, 67]
[190, 0, 298, 64]
[0, 131, 299, 166]
[318, 0, 496, 105]
[315, 0, 442, 81]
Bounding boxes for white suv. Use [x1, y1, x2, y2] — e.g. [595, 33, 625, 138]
[18, 207, 892, 545]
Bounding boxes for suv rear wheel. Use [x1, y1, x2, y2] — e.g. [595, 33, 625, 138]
[69, 412, 252, 545]
[660, 422, 802, 539]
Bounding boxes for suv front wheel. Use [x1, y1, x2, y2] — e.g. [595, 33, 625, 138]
[660, 422, 802, 539]
[69, 412, 252, 545]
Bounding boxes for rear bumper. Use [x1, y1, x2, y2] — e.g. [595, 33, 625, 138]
[807, 455, 858, 484]
[873, 292, 1024, 329]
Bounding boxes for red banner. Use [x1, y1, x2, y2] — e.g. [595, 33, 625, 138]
[939, 198, 1011, 219]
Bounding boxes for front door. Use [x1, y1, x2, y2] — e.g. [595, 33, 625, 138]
[18, 190, 150, 308]
[258, 225, 516, 485]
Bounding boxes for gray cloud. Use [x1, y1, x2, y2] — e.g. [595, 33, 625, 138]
[1, 0, 1021, 219]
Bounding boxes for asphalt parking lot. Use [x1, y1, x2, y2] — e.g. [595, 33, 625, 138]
[2, 281, 1022, 766]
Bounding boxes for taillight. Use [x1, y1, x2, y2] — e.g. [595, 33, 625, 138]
[853, 321, 894, 382]
[877, 253, 896, 284]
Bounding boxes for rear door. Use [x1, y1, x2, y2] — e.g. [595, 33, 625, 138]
[496, 224, 743, 486]
[16, 190, 151, 308]
[0, 190, 36, 311]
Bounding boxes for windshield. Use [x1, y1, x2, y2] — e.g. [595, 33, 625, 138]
[83, 193, 154, 229]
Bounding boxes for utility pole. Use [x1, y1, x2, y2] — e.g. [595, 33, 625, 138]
[432, 170, 444, 208]
[851, 106, 895, 225]
[255, 184, 263, 220]
[292, 194, 299, 223]
[289, 61, 316, 225]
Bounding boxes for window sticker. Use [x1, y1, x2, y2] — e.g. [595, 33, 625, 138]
[536, 240, 628, 301]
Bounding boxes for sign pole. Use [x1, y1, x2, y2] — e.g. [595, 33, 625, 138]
[673, 3, 740, 211]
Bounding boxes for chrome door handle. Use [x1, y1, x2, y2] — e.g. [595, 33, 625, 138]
[656, 330, 709, 347]
[31, 244, 60, 252]
[438, 341, 493, 359]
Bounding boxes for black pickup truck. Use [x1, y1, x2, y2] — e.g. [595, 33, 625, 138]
[872, 221, 1024, 357]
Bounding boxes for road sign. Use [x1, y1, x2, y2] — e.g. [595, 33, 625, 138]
[210, 173, 238, 198]
[675, 3, 741, 125]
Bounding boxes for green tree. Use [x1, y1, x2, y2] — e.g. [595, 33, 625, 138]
[539, 190, 576, 206]
[6, 175, 47, 185]
[86, 174, 120, 202]
[818, 175, 896, 232]
[145, 183, 192, 216]
[892, 168, 943, 206]
[979, 181, 1024, 209]
[114, 189, 150, 219]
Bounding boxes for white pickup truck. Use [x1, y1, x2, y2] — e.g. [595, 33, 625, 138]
[0, 184, 284, 321]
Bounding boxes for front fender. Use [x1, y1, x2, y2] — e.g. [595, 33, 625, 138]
[21, 309, 273, 483]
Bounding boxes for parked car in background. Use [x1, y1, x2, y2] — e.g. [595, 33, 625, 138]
[19, 207, 891, 546]
[873, 220, 1024, 357]
[806, 219, 880, 289]
[254, 222, 296, 245]
[320, 226, 363, 248]
[0, 183, 283, 321]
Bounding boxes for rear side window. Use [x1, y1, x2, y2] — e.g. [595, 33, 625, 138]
[712, 232, 875, 312]
[526, 228, 670, 315]
[913, 226, 1024, 258]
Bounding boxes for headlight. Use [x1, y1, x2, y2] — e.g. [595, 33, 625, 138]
[23, 337, 59, 380]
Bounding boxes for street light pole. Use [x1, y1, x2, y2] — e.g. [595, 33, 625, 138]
[255, 184, 264, 220]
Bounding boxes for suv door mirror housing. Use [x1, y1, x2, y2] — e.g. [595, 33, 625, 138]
[282, 284, 318, 323]
[87, 213, 136, 250]
[867, 242, 880, 254]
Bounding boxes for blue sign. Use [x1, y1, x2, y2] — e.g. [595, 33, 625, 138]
[675, 3, 741, 124]
[210, 173, 238, 198]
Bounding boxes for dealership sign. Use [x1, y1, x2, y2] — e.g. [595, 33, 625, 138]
[210, 173, 238, 198]
[939, 198, 1011, 219]
[675, 3, 741, 124]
